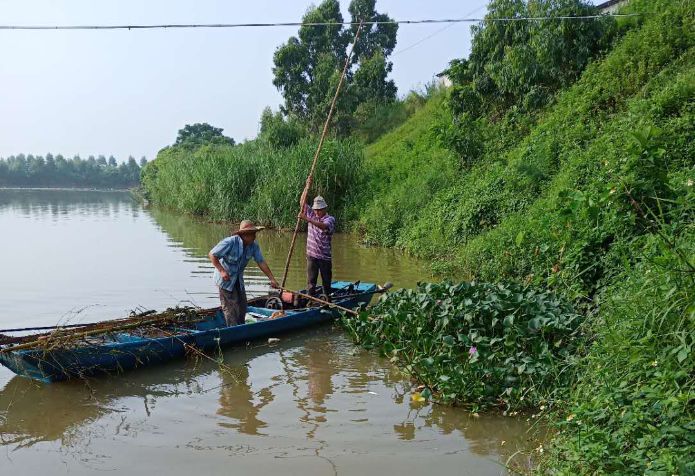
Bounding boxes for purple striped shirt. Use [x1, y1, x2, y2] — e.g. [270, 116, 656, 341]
[305, 204, 336, 260]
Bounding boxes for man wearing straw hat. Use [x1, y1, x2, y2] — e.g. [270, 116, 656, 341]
[299, 181, 336, 298]
[208, 220, 279, 326]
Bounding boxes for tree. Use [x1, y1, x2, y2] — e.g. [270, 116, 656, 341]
[175, 123, 235, 148]
[259, 107, 303, 148]
[272, 0, 398, 135]
[445, 0, 611, 116]
[139, 156, 148, 167]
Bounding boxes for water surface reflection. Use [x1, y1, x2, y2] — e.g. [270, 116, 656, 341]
[0, 189, 540, 475]
[0, 328, 540, 474]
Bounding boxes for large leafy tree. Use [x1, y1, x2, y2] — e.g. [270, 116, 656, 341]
[272, 0, 398, 135]
[175, 123, 235, 148]
[438, 0, 612, 166]
[446, 0, 611, 116]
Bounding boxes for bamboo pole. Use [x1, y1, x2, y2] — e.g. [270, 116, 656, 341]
[280, 20, 364, 288]
[280, 287, 360, 315]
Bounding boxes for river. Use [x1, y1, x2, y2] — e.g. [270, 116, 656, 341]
[0, 189, 540, 475]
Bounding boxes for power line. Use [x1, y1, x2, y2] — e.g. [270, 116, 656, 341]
[0, 14, 640, 31]
[393, 5, 486, 57]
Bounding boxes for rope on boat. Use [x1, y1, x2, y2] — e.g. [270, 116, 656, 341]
[279, 20, 365, 288]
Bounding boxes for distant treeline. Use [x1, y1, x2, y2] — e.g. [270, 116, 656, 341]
[0, 154, 146, 188]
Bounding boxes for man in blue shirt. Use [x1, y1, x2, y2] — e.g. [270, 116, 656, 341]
[208, 220, 279, 326]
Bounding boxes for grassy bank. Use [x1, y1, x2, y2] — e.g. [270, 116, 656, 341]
[344, 0, 694, 473]
[141, 138, 362, 229]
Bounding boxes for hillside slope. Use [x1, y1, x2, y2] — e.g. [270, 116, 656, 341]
[350, 1, 693, 473]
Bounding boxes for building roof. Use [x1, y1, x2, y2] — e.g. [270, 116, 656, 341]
[596, 0, 625, 11]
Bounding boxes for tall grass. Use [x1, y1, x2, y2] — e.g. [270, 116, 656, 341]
[142, 138, 362, 228]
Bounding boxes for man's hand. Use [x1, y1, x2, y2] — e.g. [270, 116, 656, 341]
[220, 270, 230, 281]
[298, 211, 308, 221]
[269, 278, 280, 289]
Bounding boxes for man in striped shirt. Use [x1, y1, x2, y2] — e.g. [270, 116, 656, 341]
[299, 179, 336, 297]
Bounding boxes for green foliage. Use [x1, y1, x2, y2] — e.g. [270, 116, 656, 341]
[141, 138, 362, 228]
[342, 281, 582, 410]
[446, 0, 613, 117]
[272, 0, 398, 135]
[438, 0, 614, 163]
[352, 86, 434, 143]
[344, 0, 694, 471]
[541, 231, 694, 474]
[349, 91, 460, 246]
[175, 123, 235, 148]
[259, 107, 304, 148]
[432, 112, 487, 168]
[0, 153, 143, 188]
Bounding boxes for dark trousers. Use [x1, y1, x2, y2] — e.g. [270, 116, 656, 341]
[219, 281, 247, 326]
[307, 256, 332, 296]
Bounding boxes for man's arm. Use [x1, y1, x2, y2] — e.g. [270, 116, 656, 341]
[208, 252, 230, 281]
[257, 261, 279, 288]
[299, 213, 329, 231]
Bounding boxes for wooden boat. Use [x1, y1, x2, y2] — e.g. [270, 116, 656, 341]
[0, 281, 379, 383]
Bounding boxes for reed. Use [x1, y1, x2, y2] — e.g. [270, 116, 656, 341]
[142, 138, 362, 229]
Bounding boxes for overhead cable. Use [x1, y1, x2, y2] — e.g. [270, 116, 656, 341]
[0, 14, 641, 31]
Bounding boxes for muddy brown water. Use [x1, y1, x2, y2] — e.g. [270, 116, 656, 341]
[0, 189, 542, 475]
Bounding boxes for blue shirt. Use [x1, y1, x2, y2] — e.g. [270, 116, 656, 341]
[210, 235, 265, 292]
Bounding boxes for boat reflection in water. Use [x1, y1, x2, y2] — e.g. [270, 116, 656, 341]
[0, 326, 541, 473]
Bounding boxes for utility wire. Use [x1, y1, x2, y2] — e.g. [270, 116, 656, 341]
[0, 14, 640, 31]
[393, 5, 486, 57]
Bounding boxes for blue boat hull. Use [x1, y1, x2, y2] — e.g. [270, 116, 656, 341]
[0, 282, 376, 383]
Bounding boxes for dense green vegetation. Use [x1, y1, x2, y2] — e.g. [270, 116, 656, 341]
[345, 0, 694, 473]
[141, 138, 361, 228]
[142, 0, 693, 472]
[342, 281, 582, 411]
[174, 123, 235, 148]
[0, 153, 145, 188]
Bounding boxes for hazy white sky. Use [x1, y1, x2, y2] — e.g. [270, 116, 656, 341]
[0, 0, 600, 161]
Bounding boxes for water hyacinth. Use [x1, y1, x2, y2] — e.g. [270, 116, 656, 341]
[342, 281, 582, 410]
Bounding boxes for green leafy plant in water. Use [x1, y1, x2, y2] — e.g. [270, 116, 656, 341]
[342, 281, 583, 411]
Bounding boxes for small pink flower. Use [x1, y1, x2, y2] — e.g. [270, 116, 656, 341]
[469, 346, 477, 355]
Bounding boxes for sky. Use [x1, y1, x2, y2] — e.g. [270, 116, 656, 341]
[0, 0, 601, 162]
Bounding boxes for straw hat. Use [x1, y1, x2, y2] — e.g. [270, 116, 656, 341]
[233, 220, 265, 235]
[312, 195, 328, 210]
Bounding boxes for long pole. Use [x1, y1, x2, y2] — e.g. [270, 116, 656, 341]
[279, 287, 360, 315]
[280, 21, 364, 288]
